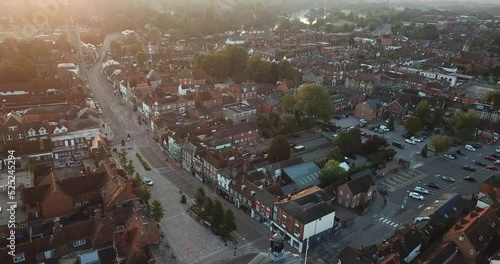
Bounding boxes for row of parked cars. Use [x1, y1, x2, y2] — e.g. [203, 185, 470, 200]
[408, 175, 477, 200]
[444, 143, 500, 171]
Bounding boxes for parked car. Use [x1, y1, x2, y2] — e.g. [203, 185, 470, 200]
[443, 153, 456, 160]
[405, 139, 416, 145]
[364, 134, 372, 139]
[427, 183, 441, 189]
[441, 176, 456, 182]
[450, 139, 459, 147]
[496, 148, 500, 153]
[413, 187, 429, 194]
[392, 141, 405, 149]
[456, 150, 465, 156]
[142, 177, 154, 186]
[402, 133, 412, 139]
[471, 143, 482, 149]
[463, 176, 476, 182]
[491, 154, 500, 159]
[486, 165, 499, 171]
[411, 136, 422, 143]
[495, 160, 500, 165]
[463, 166, 477, 172]
[485, 156, 497, 161]
[409, 192, 425, 200]
[474, 161, 487, 166]
[465, 145, 476, 151]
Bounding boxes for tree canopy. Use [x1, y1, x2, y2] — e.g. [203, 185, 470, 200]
[150, 199, 165, 223]
[332, 128, 362, 157]
[268, 135, 291, 162]
[0, 66, 31, 83]
[404, 116, 422, 135]
[293, 84, 334, 121]
[319, 160, 348, 186]
[449, 110, 479, 143]
[431, 135, 451, 153]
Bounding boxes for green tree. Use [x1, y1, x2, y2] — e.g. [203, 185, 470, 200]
[195, 187, 207, 211]
[421, 144, 429, 158]
[149, 27, 162, 43]
[294, 84, 334, 120]
[118, 149, 128, 167]
[331, 146, 344, 162]
[449, 110, 479, 143]
[211, 200, 225, 233]
[332, 128, 362, 157]
[150, 199, 165, 223]
[414, 100, 431, 124]
[222, 208, 237, 238]
[125, 160, 135, 177]
[136, 52, 148, 65]
[432, 107, 444, 128]
[319, 160, 348, 186]
[422, 24, 439, 40]
[203, 198, 214, 220]
[404, 116, 422, 135]
[268, 135, 291, 162]
[180, 194, 187, 204]
[110, 40, 122, 57]
[141, 185, 151, 204]
[281, 94, 297, 114]
[278, 114, 298, 134]
[431, 135, 451, 153]
[482, 90, 500, 104]
[22, 59, 37, 77]
[135, 172, 142, 186]
[387, 116, 395, 131]
[278, 60, 298, 79]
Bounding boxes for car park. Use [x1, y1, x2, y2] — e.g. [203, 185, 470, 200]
[465, 145, 476, 151]
[441, 176, 456, 182]
[405, 139, 416, 145]
[427, 183, 441, 189]
[463, 176, 476, 182]
[462, 166, 477, 171]
[409, 192, 425, 200]
[456, 150, 465, 156]
[486, 165, 498, 171]
[485, 156, 497, 161]
[474, 161, 487, 166]
[413, 187, 429, 194]
[142, 177, 154, 186]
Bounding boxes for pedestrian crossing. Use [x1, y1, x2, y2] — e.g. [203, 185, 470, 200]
[378, 169, 428, 192]
[374, 214, 402, 229]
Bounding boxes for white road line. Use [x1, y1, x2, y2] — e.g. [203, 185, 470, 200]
[379, 217, 386, 221]
[382, 219, 390, 223]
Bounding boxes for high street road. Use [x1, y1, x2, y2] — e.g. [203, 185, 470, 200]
[85, 34, 276, 263]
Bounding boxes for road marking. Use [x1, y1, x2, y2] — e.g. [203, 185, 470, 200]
[382, 219, 390, 223]
[393, 224, 399, 228]
[412, 163, 423, 168]
[379, 217, 385, 221]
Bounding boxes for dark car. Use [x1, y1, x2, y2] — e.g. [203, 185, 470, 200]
[491, 154, 500, 159]
[474, 161, 487, 166]
[456, 150, 465, 156]
[463, 166, 477, 172]
[471, 143, 482, 149]
[463, 176, 477, 182]
[402, 134, 412, 139]
[485, 156, 497, 161]
[486, 165, 499, 171]
[427, 183, 441, 189]
[450, 139, 460, 147]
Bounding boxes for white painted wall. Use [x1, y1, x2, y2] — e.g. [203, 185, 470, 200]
[303, 211, 335, 239]
[404, 244, 422, 262]
[217, 173, 232, 191]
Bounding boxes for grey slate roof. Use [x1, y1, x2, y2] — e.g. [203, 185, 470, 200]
[346, 174, 375, 195]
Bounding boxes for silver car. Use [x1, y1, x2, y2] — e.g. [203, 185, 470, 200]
[413, 187, 429, 194]
[409, 192, 424, 200]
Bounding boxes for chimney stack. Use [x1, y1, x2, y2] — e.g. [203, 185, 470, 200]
[94, 208, 101, 223]
[126, 181, 133, 196]
[53, 217, 62, 233]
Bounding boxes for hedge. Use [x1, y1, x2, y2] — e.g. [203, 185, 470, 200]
[136, 153, 151, 170]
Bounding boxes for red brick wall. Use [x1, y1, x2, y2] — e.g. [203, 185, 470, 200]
[480, 183, 500, 198]
[42, 192, 75, 218]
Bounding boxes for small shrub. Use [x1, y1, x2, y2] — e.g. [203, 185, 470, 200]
[180, 194, 187, 204]
[136, 153, 151, 170]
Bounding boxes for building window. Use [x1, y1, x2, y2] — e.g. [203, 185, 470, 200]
[44, 250, 54, 259]
[54, 142, 58, 146]
[338, 197, 342, 204]
[17, 134, 23, 139]
[295, 220, 299, 227]
[346, 194, 350, 199]
[469, 250, 474, 256]
[339, 190, 343, 195]
[13, 252, 25, 263]
[73, 239, 86, 247]
[8, 126, 17, 131]
[367, 191, 372, 197]
[6, 135, 12, 141]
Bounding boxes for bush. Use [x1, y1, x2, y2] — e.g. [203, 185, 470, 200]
[180, 194, 187, 204]
[136, 153, 151, 170]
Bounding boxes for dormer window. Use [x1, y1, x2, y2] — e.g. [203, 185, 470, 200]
[28, 129, 36, 137]
[8, 126, 17, 131]
[39, 128, 47, 135]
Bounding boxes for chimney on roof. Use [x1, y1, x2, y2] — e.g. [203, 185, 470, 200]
[94, 208, 101, 223]
[53, 217, 62, 233]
